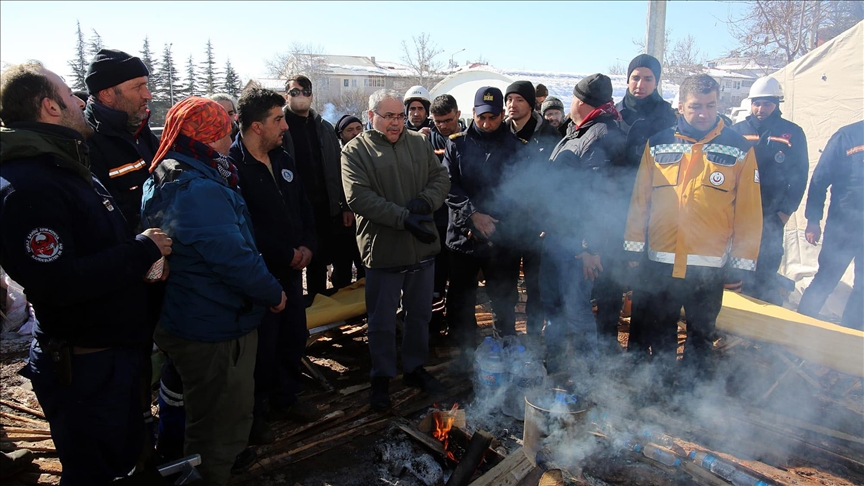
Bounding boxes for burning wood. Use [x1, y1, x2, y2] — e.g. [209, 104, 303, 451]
[433, 403, 462, 462]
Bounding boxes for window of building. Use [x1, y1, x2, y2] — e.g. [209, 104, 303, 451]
[344, 79, 349, 87]
[351, 79, 357, 87]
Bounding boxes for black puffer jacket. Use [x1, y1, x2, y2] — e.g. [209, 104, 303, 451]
[443, 122, 528, 256]
[85, 102, 160, 231]
[547, 113, 628, 254]
[615, 96, 676, 168]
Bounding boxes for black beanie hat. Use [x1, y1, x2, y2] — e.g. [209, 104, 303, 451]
[627, 54, 662, 80]
[573, 74, 613, 108]
[336, 114, 362, 134]
[535, 83, 548, 97]
[85, 49, 150, 94]
[505, 81, 536, 111]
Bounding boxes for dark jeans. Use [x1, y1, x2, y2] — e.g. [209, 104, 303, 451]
[798, 218, 864, 330]
[447, 246, 521, 342]
[592, 254, 628, 353]
[254, 271, 310, 413]
[628, 260, 725, 384]
[365, 262, 435, 378]
[433, 224, 450, 302]
[521, 237, 544, 335]
[743, 212, 785, 305]
[23, 342, 144, 486]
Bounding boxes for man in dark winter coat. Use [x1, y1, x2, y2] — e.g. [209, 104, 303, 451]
[798, 121, 863, 330]
[282, 75, 354, 300]
[542, 74, 627, 368]
[444, 87, 528, 342]
[1, 62, 171, 485]
[231, 88, 321, 443]
[613, 54, 676, 355]
[84, 49, 160, 232]
[731, 77, 808, 305]
[404, 85, 434, 136]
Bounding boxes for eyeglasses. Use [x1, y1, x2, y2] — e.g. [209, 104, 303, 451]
[288, 88, 312, 97]
[375, 111, 406, 122]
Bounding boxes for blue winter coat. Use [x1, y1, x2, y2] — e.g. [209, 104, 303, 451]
[141, 152, 283, 342]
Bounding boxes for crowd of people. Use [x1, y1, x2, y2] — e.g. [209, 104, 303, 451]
[0, 47, 861, 485]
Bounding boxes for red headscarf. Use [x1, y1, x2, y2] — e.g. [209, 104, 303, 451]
[149, 97, 232, 172]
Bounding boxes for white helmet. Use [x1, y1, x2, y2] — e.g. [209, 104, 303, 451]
[748, 77, 784, 101]
[403, 85, 431, 105]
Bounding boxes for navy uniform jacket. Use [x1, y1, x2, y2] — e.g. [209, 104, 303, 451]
[805, 120, 864, 224]
[0, 122, 162, 348]
[731, 113, 808, 217]
[230, 135, 317, 281]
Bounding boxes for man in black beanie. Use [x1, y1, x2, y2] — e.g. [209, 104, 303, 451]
[336, 114, 364, 146]
[541, 73, 627, 367]
[535, 83, 548, 111]
[84, 48, 159, 232]
[614, 54, 676, 356]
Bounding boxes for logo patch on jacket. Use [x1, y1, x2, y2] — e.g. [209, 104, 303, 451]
[774, 151, 785, 163]
[709, 171, 725, 186]
[26, 228, 63, 262]
[281, 169, 293, 182]
[754, 169, 760, 183]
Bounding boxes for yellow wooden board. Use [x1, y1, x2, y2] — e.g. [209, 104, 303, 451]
[717, 291, 864, 378]
[305, 279, 367, 330]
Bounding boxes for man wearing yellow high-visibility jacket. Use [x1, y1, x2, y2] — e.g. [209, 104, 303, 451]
[623, 74, 763, 391]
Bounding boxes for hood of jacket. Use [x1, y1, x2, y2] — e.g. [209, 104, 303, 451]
[0, 122, 92, 182]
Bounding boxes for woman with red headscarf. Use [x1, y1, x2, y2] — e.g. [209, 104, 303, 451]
[141, 97, 286, 485]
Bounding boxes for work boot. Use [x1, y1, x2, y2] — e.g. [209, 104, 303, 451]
[230, 448, 257, 475]
[248, 415, 275, 445]
[370, 377, 391, 412]
[404, 367, 446, 396]
[277, 400, 323, 423]
[0, 449, 33, 479]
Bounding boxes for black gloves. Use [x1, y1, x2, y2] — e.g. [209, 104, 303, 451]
[404, 213, 436, 244]
[406, 198, 432, 215]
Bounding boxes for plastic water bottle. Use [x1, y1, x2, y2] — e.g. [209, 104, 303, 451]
[475, 343, 507, 402]
[641, 429, 676, 449]
[641, 444, 681, 467]
[690, 451, 770, 486]
[504, 349, 547, 420]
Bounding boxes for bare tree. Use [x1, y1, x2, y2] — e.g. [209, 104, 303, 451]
[666, 34, 704, 84]
[266, 42, 329, 111]
[607, 62, 626, 76]
[400, 33, 444, 87]
[726, 0, 864, 65]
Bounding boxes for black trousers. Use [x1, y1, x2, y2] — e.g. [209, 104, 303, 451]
[592, 254, 628, 353]
[743, 211, 785, 305]
[446, 246, 521, 343]
[307, 211, 363, 296]
[520, 237, 544, 335]
[798, 217, 864, 330]
[628, 260, 725, 384]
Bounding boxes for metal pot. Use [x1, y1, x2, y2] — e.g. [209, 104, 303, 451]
[523, 388, 589, 465]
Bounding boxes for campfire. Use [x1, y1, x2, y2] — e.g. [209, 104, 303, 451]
[431, 403, 462, 463]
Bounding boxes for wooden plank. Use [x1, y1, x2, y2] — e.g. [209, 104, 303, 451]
[0, 411, 45, 425]
[471, 447, 535, 486]
[393, 417, 447, 458]
[0, 400, 45, 419]
[0, 427, 51, 435]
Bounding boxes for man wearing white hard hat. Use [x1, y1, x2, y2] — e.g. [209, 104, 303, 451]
[730, 77, 808, 305]
[404, 85, 433, 136]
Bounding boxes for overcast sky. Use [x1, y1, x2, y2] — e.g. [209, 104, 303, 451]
[1, 1, 746, 82]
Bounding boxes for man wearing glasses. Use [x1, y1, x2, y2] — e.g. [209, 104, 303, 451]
[341, 89, 451, 411]
[282, 75, 354, 302]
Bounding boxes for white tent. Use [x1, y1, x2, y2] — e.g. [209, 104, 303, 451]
[430, 69, 514, 121]
[772, 20, 864, 318]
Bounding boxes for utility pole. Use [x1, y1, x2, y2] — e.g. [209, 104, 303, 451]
[449, 48, 465, 69]
[646, 0, 667, 94]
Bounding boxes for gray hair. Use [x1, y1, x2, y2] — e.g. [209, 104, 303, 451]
[368, 89, 401, 112]
[209, 93, 237, 110]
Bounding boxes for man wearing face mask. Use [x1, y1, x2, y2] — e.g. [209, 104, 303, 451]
[731, 77, 808, 305]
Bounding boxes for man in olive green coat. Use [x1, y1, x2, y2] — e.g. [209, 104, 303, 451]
[341, 89, 450, 411]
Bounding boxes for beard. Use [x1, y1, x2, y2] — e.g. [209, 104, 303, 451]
[60, 108, 94, 139]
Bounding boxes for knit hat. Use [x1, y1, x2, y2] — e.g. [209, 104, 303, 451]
[540, 97, 564, 116]
[627, 54, 662, 80]
[150, 97, 232, 170]
[474, 86, 503, 116]
[85, 49, 150, 94]
[336, 114, 362, 134]
[535, 83, 549, 98]
[573, 74, 613, 108]
[505, 81, 536, 111]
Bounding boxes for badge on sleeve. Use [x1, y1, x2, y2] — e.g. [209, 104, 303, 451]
[26, 228, 63, 262]
[774, 151, 785, 163]
[754, 169, 760, 183]
[281, 169, 293, 182]
[709, 171, 725, 186]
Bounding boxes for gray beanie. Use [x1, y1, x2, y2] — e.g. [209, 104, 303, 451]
[540, 96, 564, 116]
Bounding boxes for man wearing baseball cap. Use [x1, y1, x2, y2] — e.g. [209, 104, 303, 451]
[84, 48, 159, 232]
[443, 86, 528, 347]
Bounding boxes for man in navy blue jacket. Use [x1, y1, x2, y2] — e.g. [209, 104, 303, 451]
[0, 62, 171, 485]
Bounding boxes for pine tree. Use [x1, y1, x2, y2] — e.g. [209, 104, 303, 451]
[182, 55, 200, 98]
[139, 36, 156, 77]
[150, 44, 180, 126]
[223, 59, 242, 98]
[86, 28, 103, 59]
[199, 39, 220, 95]
[67, 21, 88, 91]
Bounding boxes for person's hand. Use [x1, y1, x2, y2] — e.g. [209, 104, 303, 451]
[724, 280, 743, 292]
[576, 252, 604, 281]
[291, 246, 313, 270]
[724, 268, 746, 293]
[404, 213, 436, 243]
[406, 198, 432, 215]
[469, 212, 499, 240]
[291, 248, 303, 267]
[342, 211, 355, 227]
[270, 291, 287, 313]
[805, 221, 822, 245]
[777, 211, 790, 226]
[419, 127, 431, 137]
[141, 228, 172, 256]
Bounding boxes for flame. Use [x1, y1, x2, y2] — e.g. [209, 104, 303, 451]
[432, 403, 459, 462]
